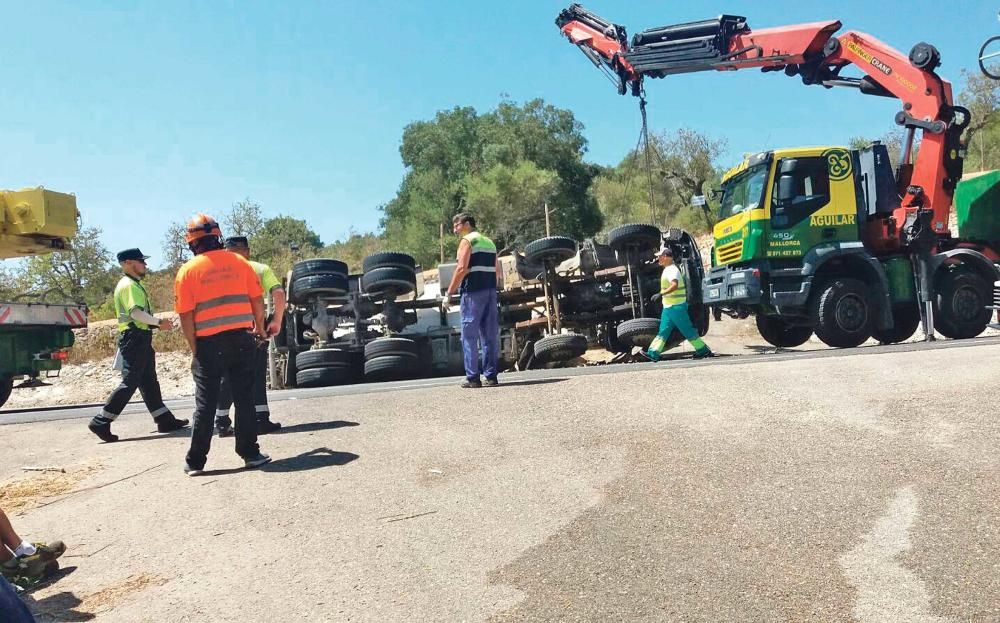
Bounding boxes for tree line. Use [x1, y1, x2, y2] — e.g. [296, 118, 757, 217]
[2, 70, 997, 320]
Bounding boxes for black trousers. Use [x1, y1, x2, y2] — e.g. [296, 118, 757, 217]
[186, 330, 260, 469]
[216, 339, 269, 426]
[100, 328, 169, 420]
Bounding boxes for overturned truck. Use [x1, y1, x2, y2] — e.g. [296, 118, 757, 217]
[273, 224, 709, 388]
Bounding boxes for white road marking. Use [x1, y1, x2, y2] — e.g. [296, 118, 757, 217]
[839, 486, 952, 623]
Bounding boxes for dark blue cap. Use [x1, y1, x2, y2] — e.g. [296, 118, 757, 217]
[224, 236, 250, 249]
[117, 248, 150, 263]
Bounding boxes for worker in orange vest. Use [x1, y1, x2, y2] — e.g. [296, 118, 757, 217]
[174, 214, 272, 476]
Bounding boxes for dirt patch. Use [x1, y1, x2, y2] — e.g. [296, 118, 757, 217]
[0, 463, 102, 514]
[77, 573, 168, 614]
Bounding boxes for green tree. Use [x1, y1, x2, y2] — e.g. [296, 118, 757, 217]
[160, 221, 190, 269]
[223, 198, 265, 239]
[322, 230, 384, 273]
[382, 98, 603, 266]
[20, 225, 116, 307]
[251, 216, 323, 267]
[958, 69, 1000, 171]
[465, 160, 560, 250]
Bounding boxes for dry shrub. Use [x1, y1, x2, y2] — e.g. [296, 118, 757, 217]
[0, 464, 102, 514]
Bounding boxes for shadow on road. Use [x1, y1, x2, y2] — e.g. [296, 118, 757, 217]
[273, 420, 360, 435]
[112, 427, 192, 444]
[23, 567, 95, 622]
[494, 378, 568, 388]
[261, 447, 359, 473]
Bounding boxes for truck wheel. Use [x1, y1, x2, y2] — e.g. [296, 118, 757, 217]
[616, 318, 661, 348]
[364, 337, 418, 360]
[363, 251, 416, 273]
[811, 278, 873, 348]
[524, 236, 578, 266]
[755, 315, 812, 348]
[295, 348, 354, 371]
[934, 270, 991, 339]
[364, 354, 416, 381]
[361, 266, 416, 297]
[607, 223, 661, 252]
[289, 274, 349, 304]
[0, 376, 12, 409]
[296, 366, 354, 388]
[291, 259, 348, 282]
[871, 304, 921, 344]
[533, 333, 588, 363]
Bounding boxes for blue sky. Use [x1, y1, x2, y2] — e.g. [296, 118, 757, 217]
[1, 0, 995, 268]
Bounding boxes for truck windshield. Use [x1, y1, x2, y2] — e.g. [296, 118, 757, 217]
[719, 165, 768, 221]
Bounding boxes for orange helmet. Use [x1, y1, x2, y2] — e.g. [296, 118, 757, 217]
[185, 213, 222, 244]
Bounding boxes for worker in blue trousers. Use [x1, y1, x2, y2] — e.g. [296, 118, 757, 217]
[443, 213, 500, 388]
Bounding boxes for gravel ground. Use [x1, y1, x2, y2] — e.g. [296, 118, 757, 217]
[0, 345, 997, 622]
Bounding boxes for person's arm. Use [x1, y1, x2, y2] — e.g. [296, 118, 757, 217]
[267, 288, 286, 337]
[129, 307, 171, 330]
[661, 279, 679, 295]
[446, 239, 472, 297]
[179, 312, 197, 353]
[250, 296, 266, 338]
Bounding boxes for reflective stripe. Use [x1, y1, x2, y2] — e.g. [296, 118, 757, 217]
[255, 405, 270, 413]
[469, 266, 496, 273]
[216, 409, 230, 417]
[195, 294, 251, 313]
[194, 314, 254, 331]
[151, 407, 170, 418]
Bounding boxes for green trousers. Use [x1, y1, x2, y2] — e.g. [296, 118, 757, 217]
[647, 302, 709, 358]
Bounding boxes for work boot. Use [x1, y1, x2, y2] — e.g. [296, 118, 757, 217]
[693, 348, 715, 360]
[88, 418, 119, 443]
[257, 419, 281, 435]
[484, 377, 499, 387]
[183, 463, 204, 477]
[244, 453, 272, 469]
[644, 350, 661, 362]
[31, 542, 66, 563]
[216, 416, 233, 437]
[461, 378, 482, 389]
[155, 414, 189, 433]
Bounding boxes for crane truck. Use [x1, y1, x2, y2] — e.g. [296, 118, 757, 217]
[0, 188, 88, 409]
[556, 5, 1000, 348]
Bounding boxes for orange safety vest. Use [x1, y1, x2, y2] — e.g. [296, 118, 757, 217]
[174, 250, 263, 337]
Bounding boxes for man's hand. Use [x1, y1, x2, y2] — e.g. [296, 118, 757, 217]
[158, 318, 174, 331]
[266, 318, 281, 337]
[441, 293, 453, 313]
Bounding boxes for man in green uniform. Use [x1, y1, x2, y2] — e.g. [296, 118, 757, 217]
[646, 245, 713, 361]
[88, 248, 189, 442]
[214, 237, 285, 435]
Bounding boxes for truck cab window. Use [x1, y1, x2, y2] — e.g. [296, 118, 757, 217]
[771, 157, 831, 229]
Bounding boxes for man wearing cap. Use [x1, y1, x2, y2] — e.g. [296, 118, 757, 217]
[646, 245, 714, 361]
[214, 236, 285, 436]
[175, 214, 271, 476]
[88, 249, 189, 442]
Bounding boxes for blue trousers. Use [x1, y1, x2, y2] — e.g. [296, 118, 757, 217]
[0, 574, 35, 622]
[460, 288, 499, 381]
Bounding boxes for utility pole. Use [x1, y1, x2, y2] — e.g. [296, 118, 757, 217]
[544, 202, 551, 237]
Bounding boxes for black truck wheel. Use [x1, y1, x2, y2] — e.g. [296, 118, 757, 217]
[289, 274, 349, 304]
[871, 304, 921, 344]
[296, 366, 355, 388]
[363, 251, 416, 273]
[524, 236, 578, 266]
[607, 223, 661, 252]
[811, 278, 873, 348]
[361, 266, 416, 297]
[616, 317, 661, 348]
[291, 259, 348, 282]
[364, 354, 417, 381]
[533, 333, 588, 363]
[755, 314, 812, 348]
[0, 376, 13, 409]
[364, 337, 418, 360]
[295, 348, 354, 371]
[934, 270, 991, 339]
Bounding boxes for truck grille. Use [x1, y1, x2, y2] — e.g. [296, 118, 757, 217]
[716, 240, 743, 264]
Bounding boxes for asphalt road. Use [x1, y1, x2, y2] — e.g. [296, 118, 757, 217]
[4, 334, 1000, 426]
[2, 339, 997, 621]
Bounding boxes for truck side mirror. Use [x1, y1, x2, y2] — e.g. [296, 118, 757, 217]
[777, 174, 797, 208]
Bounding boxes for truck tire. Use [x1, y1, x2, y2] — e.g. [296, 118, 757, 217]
[755, 314, 812, 348]
[616, 317, 661, 348]
[289, 274, 349, 304]
[533, 333, 588, 363]
[364, 337, 418, 360]
[524, 236, 578, 266]
[364, 354, 416, 381]
[361, 266, 416, 297]
[811, 278, 873, 348]
[291, 259, 348, 282]
[363, 251, 416, 273]
[607, 223, 661, 252]
[296, 366, 354, 388]
[871, 304, 921, 344]
[295, 348, 354, 371]
[934, 270, 991, 339]
[0, 376, 12, 409]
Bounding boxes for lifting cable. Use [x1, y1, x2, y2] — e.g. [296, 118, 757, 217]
[619, 92, 659, 225]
